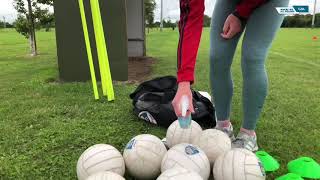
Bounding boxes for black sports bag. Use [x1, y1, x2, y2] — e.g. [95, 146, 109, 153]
[129, 76, 216, 128]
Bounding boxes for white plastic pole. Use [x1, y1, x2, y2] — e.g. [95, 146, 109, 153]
[312, 0, 317, 28]
[160, 0, 163, 31]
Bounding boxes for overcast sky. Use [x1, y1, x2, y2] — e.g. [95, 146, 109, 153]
[0, 0, 319, 23]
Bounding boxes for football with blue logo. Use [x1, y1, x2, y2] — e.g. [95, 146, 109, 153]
[213, 148, 266, 180]
[161, 143, 210, 180]
[166, 120, 202, 148]
[123, 134, 167, 179]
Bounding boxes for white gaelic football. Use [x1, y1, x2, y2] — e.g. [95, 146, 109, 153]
[161, 143, 210, 180]
[157, 167, 203, 180]
[86, 171, 125, 180]
[166, 120, 202, 148]
[213, 148, 266, 180]
[123, 134, 167, 179]
[76, 144, 125, 180]
[192, 129, 231, 166]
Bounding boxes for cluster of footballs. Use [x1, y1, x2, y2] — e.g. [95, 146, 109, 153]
[76, 120, 266, 180]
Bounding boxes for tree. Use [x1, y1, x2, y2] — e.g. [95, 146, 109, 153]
[14, 15, 30, 37]
[315, 14, 320, 27]
[14, 0, 37, 56]
[203, 15, 211, 27]
[36, 8, 55, 31]
[163, 19, 176, 30]
[13, 0, 53, 56]
[36, 0, 53, 5]
[144, 0, 156, 33]
[154, 21, 160, 30]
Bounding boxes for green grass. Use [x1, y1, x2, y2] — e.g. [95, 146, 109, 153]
[0, 28, 319, 179]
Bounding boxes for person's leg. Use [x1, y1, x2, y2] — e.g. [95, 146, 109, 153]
[210, 0, 243, 128]
[241, 0, 290, 132]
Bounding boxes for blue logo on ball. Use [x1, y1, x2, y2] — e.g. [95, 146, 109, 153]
[185, 145, 199, 155]
[126, 139, 136, 149]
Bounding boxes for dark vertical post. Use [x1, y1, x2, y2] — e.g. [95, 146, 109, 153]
[126, 0, 145, 57]
[142, 0, 146, 56]
[54, 0, 128, 82]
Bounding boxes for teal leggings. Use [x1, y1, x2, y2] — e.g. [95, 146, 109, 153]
[210, 0, 289, 130]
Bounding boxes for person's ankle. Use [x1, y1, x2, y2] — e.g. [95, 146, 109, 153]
[240, 127, 256, 136]
[217, 120, 231, 128]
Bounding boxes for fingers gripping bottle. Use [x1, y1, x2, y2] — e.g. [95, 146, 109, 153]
[178, 95, 192, 129]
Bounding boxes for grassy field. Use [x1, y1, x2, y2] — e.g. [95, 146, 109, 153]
[0, 28, 319, 179]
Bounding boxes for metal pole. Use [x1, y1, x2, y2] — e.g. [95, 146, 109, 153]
[312, 0, 317, 28]
[160, 0, 163, 31]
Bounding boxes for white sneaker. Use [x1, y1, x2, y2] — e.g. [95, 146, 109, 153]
[232, 132, 259, 152]
[215, 123, 235, 141]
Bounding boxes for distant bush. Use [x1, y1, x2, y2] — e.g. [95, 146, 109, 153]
[0, 21, 14, 28]
[282, 13, 320, 28]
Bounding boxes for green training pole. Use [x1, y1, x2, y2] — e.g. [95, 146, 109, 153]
[90, 0, 115, 101]
[78, 0, 99, 100]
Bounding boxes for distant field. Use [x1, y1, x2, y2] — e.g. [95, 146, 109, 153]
[0, 28, 319, 179]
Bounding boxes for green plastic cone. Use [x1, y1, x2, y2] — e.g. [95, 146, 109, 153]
[256, 151, 280, 172]
[275, 173, 303, 180]
[288, 157, 320, 179]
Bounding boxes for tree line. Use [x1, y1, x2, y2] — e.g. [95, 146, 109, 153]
[202, 14, 320, 28]
[146, 15, 212, 30]
[5, 0, 319, 56]
[9, 0, 155, 56]
[282, 14, 320, 28]
[203, 14, 320, 28]
[0, 21, 14, 28]
[146, 14, 320, 28]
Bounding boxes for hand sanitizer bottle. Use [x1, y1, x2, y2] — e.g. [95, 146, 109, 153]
[178, 95, 192, 129]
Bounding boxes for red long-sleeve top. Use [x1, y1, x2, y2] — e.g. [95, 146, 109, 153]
[177, 0, 268, 83]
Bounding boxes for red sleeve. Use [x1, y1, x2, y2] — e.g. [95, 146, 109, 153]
[235, 0, 268, 19]
[177, 0, 205, 83]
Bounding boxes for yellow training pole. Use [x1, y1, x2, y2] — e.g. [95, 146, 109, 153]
[78, 0, 99, 100]
[90, 0, 107, 97]
[90, 0, 115, 101]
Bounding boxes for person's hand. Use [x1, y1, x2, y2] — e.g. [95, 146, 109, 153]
[221, 14, 242, 39]
[172, 81, 195, 117]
